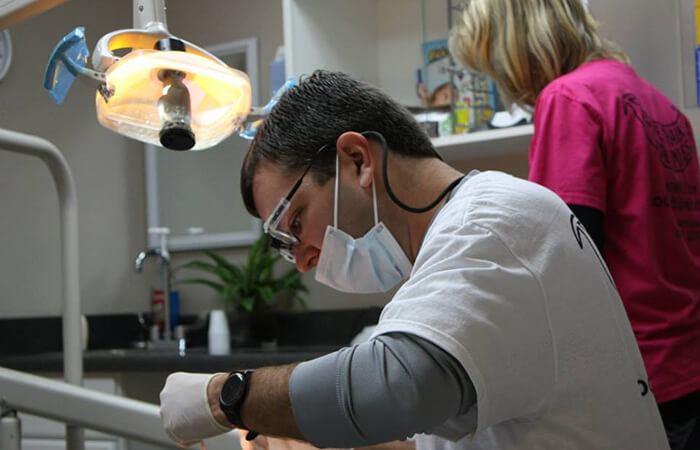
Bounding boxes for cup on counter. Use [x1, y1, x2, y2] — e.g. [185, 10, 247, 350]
[175, 324, 187, 355]
[208, 310, 230, 355]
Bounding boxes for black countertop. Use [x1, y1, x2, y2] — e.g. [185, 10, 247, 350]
[0, 308, 381, 373]
[0, 345, 340, 373]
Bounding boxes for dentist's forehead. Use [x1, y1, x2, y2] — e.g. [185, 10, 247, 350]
[252, 162, 305, 222]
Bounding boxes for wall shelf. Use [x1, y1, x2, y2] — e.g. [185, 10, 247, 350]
[283, 0, 533, 163]
[432, 124, 534, 161]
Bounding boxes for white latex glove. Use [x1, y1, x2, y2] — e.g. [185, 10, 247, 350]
[160, 372, 233, 447]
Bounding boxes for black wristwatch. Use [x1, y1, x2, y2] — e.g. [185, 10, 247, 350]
[219, 370, 258, 439]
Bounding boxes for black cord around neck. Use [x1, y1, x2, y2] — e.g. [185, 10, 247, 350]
[361, 131, 464, 214]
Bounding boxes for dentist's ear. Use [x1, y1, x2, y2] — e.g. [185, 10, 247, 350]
[336, 131, 376, 189]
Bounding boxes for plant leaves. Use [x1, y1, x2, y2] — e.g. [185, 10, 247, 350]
[178, 260, 220, 274]
[222, 285, 235, 301]
[239, 297, 255, 313]
[204, 251, 239, 280]
[178, 234, 307, 313]
[177, 278, 225, 293]
[177, 260, 236, 285]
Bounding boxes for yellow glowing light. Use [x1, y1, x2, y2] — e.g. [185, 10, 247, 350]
[96, 49, 252, 150]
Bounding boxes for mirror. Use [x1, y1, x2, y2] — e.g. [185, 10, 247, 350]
[145, 37, 260, 251]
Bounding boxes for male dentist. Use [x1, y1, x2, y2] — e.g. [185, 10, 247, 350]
[160, 71, 669, 450]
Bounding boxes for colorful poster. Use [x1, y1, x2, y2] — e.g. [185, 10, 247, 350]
[418, 39, 453, 107]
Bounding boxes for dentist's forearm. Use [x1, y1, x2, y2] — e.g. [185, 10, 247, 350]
[243, 363, 304, 439]
[207, 333, 475, 448]
[208, 364, 304, 440]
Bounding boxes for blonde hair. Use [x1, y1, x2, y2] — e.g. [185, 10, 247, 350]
[449, 0, 630, 106]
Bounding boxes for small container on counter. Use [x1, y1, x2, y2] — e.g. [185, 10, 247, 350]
[208, 310, 230, 355]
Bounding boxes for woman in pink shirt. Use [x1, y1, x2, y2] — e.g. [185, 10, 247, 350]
[450, 1, 699, 448]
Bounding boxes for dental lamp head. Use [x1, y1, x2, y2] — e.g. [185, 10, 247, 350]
[42, 0, 254, 151]
[154, 38, 195, 150]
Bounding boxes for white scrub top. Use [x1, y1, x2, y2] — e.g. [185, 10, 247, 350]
[372, 171, 669, 450]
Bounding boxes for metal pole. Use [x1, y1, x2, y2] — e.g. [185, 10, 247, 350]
[0, 128, 84, 450]
[0, 408, 22, 450]
[133, 0, 168, 30]
[158, 230, 172, 342]
[162, 257, 173, 341]
[0, 367, 171, 448]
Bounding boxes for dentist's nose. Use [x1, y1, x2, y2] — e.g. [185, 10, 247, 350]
[295, 244, 320, 273]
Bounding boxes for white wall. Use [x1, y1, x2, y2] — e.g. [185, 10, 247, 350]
[2, 0, 699, 318]
[0, 0, 282, 317]
[0, 0, 391, 318]
[377, 0, 449, 106]
[591, 0, 700, 150]
[591, 0, 682, 104]
[285, 0, 449, 106]
[0, 0, 145, 317]
[166, 1, 393, 313]
[284, 0, 380, 84]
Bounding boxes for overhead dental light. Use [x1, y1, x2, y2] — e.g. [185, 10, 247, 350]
[43, 0, 262, 151]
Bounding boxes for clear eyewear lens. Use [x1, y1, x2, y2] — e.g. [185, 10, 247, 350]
[263, 197, 289, 232]
[264, 198, 298, 243]
[270, 237, 297, 263]
[262, 143, 331, 265]
[264, 197, 299, 262]
[280, 247, 296, 263]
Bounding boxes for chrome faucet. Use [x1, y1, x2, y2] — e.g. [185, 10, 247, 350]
[134, 228, 174, 344]
[134, 248, 169, 272]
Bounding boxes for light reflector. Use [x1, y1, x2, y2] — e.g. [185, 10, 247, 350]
[96, 49, 252, 151]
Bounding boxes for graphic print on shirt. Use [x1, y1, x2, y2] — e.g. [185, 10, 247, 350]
[622, 93, 693, 173]
[570, 214, 615, 286]
[571, 213, 652, 398]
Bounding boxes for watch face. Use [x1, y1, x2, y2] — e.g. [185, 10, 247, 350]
[220, 372, 245, 407]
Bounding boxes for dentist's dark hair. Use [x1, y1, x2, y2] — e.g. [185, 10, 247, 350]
[240, 70, 441, 218]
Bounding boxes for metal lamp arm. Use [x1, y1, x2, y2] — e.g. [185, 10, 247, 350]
[0, 128, 84, 450]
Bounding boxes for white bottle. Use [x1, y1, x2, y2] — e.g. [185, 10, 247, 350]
[208, 310, 230, 355]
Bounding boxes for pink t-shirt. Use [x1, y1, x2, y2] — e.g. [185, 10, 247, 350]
[529, 59, 700, 403]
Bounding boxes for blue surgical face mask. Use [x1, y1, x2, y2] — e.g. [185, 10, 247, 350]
[314, 155, 413, 293]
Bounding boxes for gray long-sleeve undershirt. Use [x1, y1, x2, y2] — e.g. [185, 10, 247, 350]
[289, 333, 477, 448]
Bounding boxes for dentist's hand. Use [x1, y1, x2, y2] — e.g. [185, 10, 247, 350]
[238, 429, 270, 450]
[239, 430, 320, 450]
[160, 372, 234, 447]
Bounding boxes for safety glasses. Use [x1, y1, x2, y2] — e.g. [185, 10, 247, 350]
[263, 143, 331, 263]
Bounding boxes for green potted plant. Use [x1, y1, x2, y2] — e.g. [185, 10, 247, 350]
[176, 234, 307, 345]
